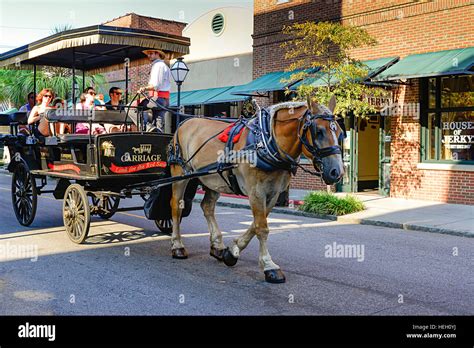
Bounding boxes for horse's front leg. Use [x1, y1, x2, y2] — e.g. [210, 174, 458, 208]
[223, 192, 285, 283]
[170, 165, 189, 259]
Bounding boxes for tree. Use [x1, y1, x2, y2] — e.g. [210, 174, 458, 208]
[282, 21, 389, 118]
[0, 24, 106, 107]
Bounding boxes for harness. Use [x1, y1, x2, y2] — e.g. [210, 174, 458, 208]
[168, 106, 344, 195]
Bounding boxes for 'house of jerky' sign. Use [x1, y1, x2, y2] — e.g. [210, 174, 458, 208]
[442, 121, 474, 149]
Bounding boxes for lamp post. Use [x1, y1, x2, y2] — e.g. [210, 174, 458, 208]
[170, 57, 189, 130]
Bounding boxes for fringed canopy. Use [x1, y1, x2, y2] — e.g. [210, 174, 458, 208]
[0, 25, 190, 73]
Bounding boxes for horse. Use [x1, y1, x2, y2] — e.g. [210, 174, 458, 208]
[167, 96, 345, 283]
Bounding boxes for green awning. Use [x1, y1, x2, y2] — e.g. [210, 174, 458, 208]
[170, 85, 247, 106]
[231, 69, 317, 97]
[169, 90, 199, 106]
[292, 57, 399, 88]
[374, 47, 474, 81]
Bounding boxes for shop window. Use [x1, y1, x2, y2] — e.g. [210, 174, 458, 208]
[422, 76, 474, 163]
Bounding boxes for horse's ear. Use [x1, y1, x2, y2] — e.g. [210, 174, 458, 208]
[306, 96, 318, 114]
[328, 95, 336, 114]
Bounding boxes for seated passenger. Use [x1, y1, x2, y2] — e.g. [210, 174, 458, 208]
[105, 87, 123, 111]
[27, 88, 56, 137]
[75, 93, 106, 135]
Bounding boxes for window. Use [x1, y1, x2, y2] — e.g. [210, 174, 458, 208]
[421, 76, 474, 163]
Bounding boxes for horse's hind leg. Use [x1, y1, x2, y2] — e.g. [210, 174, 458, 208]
[200, 188, 225, 261]
[170, 164, 189, 259]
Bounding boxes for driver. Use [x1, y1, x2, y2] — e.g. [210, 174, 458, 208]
[137, 49, 171, 132]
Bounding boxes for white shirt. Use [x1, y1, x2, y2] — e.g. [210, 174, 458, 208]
[148, 59, 171, 92]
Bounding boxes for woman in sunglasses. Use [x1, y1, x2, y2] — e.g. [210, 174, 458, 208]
[27, 88, 56, 137]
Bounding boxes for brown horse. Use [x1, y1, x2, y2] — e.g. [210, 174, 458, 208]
[168, 97, 344, 283]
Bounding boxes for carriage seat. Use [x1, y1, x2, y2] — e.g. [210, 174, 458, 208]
[57, 134, 93, 144]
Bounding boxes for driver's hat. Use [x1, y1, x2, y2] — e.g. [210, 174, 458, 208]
[142, 49, 166, 60]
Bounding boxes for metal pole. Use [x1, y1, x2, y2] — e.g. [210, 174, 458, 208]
[125, 64, 129, 104]
[72, 48, 76, 107]
[33, 65, 37, 98]
[82, 70, 85, 92]
[176, 83, 181, 131]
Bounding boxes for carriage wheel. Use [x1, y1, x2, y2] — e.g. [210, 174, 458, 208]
[91, 195, 120, 219]
[63, 184, 90, 244]
[11, 162, 37, 226]
[155, 219, 173, 235]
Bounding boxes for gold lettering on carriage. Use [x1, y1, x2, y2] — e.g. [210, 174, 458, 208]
[121, 153, 162, 162]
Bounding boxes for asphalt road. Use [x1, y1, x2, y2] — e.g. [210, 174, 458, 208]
[0, 172, 473, 315]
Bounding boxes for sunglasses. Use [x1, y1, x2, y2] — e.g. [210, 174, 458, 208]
[43, 95, 52, 98]
[114, 92, 123, 95]
[88, 92, 96, 96]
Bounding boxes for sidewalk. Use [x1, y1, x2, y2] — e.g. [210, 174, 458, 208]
[194, 189, 474, 238]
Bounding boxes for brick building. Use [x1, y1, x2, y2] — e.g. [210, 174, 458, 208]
[100, 13, 188, 98]
[251, 0, 474, 204]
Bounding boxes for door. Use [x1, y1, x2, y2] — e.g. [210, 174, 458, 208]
[379, 115, 391, 196]
[337, 114, 358, 192]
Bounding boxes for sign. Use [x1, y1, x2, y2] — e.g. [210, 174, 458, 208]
[441, 121, 474, 149]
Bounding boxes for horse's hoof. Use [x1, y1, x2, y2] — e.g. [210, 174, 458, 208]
[264, 269, 286, 284]
[210, 247, 225, 261]
[172, 248, 188, 259]
[222, 248, 238, 267]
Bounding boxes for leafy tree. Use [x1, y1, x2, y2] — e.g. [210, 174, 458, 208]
[282, 21, 389, 118]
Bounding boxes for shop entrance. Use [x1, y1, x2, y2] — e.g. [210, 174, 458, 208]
[337, 114, 390, 195]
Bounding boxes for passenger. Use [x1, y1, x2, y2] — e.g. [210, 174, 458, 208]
[19, 92, 35, 113]
[105, 87, 123, 111]
[27, 88, 55, 137]
[75, 93, 106, 135]
[52, 98, 69, 134]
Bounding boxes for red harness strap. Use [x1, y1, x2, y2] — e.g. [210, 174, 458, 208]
[217, 123, 245, 143]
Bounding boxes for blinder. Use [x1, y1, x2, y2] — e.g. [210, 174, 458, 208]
[336, 117, 347, 141]
[299, 110, 343, 167]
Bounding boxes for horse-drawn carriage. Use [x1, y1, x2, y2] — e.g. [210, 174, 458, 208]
[1, 24, 346, 283]
[0, 25, 226, 242]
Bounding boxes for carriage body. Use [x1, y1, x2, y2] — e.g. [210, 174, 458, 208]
[0, 109, 182, 242]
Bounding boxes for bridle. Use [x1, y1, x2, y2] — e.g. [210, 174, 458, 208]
[296, 109, 343, 170]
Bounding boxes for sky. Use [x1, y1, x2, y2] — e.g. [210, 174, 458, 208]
[0, 0, 253, 53]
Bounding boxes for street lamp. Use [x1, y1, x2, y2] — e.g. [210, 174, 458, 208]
[170, 57, 189, 130]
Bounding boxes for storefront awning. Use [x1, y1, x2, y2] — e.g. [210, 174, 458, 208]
[291, 57, 399, 88]
[230, 69, 317, 97]
[170, 85, 248, 106]
[373, 47, 474, 81]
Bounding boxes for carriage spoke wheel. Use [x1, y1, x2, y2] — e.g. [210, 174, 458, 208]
[11, 162, 37, 226]
[155, 219, 173, 235]
[63, 184, 90, 244]
[91, 195, 120, 219]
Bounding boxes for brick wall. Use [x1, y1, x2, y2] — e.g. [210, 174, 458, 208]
[102, 13, 186, 98]
[254, 0, 474, 203]
[104, 13, 186, 37]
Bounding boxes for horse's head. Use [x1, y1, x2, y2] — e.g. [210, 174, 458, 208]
[300, 96, 345, 185]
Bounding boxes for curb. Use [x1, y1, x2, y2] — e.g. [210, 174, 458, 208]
[193, 198, 473, 238]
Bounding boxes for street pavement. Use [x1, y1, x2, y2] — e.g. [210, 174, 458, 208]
[0, 172, 473, 315]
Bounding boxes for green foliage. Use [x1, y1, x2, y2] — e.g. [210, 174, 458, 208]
[282, 21, 389, 118]
[0, 69, 106, 108]
[300, 191, 365, 216]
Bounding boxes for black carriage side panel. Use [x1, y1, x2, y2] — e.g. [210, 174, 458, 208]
[98, 133, 172, 178]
